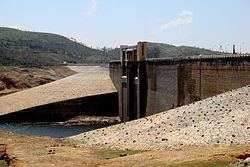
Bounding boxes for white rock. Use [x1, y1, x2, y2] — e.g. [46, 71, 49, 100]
[244, 157, 250, 164]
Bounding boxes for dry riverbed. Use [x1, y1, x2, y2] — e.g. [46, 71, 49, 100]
[0, 130, 249, 167]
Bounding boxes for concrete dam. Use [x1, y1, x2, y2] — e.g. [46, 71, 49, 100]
[0, 42, 249, 123]
[110, 42, 250, 121]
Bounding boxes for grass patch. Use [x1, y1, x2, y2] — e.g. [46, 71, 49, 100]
[0, 160, 7, 167]
[97, 149, 144, 160]
[0, 150, 7, 167]
[0, 130, 7, 135]
[169, 160, 235, 167]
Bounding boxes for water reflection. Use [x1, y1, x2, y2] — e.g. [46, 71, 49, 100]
[0, 123, 104, 138]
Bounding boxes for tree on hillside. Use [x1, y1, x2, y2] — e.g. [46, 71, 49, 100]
[150, 47, 161, 58]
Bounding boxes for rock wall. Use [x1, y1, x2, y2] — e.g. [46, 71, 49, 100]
[110, 56, 250, 116]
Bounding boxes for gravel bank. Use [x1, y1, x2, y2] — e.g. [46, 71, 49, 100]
[70, 85, 250, 150]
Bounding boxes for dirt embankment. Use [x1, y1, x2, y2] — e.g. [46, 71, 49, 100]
[0, 66, 76, 96]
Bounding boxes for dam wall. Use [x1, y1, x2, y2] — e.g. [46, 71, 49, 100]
[0, 66, 119, 123]
[0, 92, 118, 123]
[110, 55, 250, 116]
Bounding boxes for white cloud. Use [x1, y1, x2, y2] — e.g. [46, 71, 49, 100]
[85, 0, 98, 17]
[180, 10, 193, 17]
[153, 10, 193, 35]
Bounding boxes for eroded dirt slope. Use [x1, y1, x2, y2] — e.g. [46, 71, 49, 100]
[0, 66, 76, 96]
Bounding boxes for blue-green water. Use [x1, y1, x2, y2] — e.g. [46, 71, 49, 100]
[0, 123, 104, 138]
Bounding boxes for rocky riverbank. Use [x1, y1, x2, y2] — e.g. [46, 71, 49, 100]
[57, 116, 120, 126]
[70, 85, 250, 150]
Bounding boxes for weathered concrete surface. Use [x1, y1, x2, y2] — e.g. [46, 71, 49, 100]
[69, 85, 250, 150]
[0, 66, 117, 116]
[110, 55, 250, 116]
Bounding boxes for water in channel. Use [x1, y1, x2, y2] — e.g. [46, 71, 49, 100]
[0, 123, 104, 138]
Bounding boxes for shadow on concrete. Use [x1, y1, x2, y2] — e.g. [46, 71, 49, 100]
[0, 92, 118, 123]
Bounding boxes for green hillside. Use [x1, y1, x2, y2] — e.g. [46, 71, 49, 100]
[0, 27, 111, 66]
[0, 27, 219, 66]
[148, 42, 219, 58]
[107, 43, 220, 59]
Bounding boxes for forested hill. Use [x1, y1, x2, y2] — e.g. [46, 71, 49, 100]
[148, 42, 219, 58]
[105, 43, 220, 59]
[0, 27, 112, 66]
[0, 27, 219, 66]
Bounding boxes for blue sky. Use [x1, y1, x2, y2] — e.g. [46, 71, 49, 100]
[0, 0, 250, 52]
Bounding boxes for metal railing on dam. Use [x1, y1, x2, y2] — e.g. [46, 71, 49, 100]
[110, 54, 250, 121]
